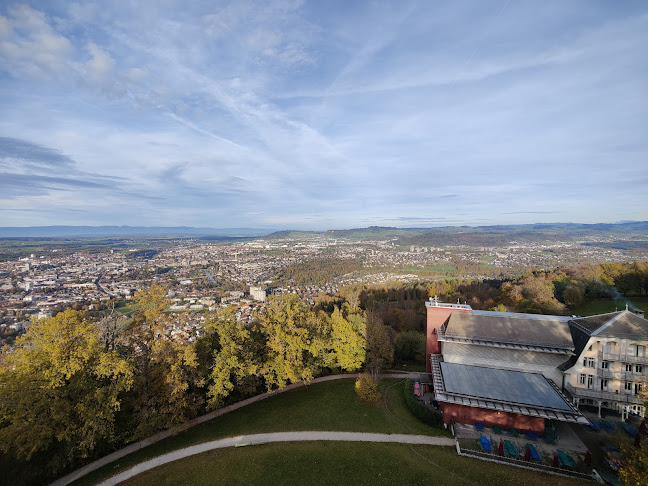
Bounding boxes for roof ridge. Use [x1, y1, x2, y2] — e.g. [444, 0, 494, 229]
[591, 310, 628, 337]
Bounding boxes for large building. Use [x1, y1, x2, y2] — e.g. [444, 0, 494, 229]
[560, 308, 647, 420]
[424, 297, 647, 432]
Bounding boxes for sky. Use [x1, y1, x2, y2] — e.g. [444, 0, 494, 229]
[0, 1, 647, 231]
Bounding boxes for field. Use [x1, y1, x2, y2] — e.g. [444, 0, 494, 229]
[69, 379, 587, 486]
[571, 297, 648, 316]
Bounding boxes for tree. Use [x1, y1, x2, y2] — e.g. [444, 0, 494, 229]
[205, 308, 263, 408]
[365, 311, 393, 378]
[394, 331, 425, 362]
[0, 310, 133, 474]
[261, 295, 323, 389]
[619, 384, 648, 486]
[330, 306, 365, 372]
[355, 374, 380, 402]
[122, 284, 202, 440]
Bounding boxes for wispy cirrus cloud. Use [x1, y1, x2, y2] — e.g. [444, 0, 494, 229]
[0, 1, 646, 229]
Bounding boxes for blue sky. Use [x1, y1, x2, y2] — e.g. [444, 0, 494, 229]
[0, 1, 646, 230]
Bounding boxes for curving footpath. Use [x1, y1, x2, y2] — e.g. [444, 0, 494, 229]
[97, 431, 456, 486]
[50, 373, 421, 486]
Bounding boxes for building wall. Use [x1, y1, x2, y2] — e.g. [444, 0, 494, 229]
[426, 305, 470, 372]
[442, 403, 545, 434]
[564, 334, 647, 417]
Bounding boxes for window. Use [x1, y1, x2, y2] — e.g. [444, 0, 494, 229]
[601, 361, 609, 369]
[636, 365, 643, 374]
[583, 357, 595, 368]
[579, 374, 586, 385]
[587, 375, 594, 389]
[626, 363, 633, 372]
[636, 383, 644, 394]
[625, 382, 633, 391]
[587, 345, 592, 351]
[601, 379, 609, 391]
[629, 344, 646, 357]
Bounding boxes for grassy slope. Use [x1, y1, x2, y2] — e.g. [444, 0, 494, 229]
[72, 379, 443, 486]
[571, 296, 648, 316]
[123, 442, 590, 486]
[72, 379, 588, 486]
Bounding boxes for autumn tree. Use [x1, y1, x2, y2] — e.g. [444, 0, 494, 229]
[261, 294, 324, 389]
[205, 308, 263, 408]
[0, 310, 133, 474]
[121, 284, 203, 440]
[365, 311, 394, 378]
[619, 385, 648, 486]
[329, 306, 365, 372]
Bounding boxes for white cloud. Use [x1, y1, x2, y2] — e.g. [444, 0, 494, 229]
[0, 5, 73, 77]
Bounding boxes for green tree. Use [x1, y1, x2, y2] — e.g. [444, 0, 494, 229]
[393, 331, 425, 362]
[0, 310, 133, 474]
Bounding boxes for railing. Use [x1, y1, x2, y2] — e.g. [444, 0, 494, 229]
[426, 300, 471, 310]
[600, 351, 648, 365]
[565, 382, 643, 405]
[599, 369, 646, 380]
[455, 439, 594, 481]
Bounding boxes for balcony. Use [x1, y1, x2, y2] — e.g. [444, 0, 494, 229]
[564, 382, 644, 406]
[599, 351, 648, 364]
[599, 369, 648, 381]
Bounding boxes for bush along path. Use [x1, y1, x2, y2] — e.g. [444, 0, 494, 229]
[95, 431, 456, 486]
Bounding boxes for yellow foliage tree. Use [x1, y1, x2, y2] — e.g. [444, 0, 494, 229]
[0, 310, 133, 473]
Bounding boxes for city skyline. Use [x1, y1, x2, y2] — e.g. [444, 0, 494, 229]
[1, 1, 647, 230]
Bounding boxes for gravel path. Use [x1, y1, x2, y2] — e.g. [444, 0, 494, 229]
[97, 431, 455, 486]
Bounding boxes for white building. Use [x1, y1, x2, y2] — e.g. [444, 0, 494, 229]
[249, 286, 266, 302]
[561, 307, 647, 419]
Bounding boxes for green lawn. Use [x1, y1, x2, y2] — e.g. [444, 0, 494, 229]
[69, 378, 590, 486]
[571, 297, 648, 316]
[114, 300, 141, 316]
[71, 378, 446, 486]
[121, 441, 590, 486]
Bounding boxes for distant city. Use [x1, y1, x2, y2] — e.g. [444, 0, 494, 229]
[2, 222, 647, 346]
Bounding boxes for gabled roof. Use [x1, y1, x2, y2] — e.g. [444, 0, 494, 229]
[571, 310, 648, 339]
[444, 311, 574, 350]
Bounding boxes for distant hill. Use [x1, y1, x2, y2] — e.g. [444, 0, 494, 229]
[263, 222, 648, 246]
[0, 226, 276, 238]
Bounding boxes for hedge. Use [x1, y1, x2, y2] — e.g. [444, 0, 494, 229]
[403, 380, 443, 428]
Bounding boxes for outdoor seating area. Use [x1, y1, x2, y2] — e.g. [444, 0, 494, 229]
[453, 422, 593, 478]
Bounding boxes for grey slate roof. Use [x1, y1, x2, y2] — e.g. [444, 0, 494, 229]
[444, 311, 574, 350]
[571, 310, 648, 339]
[440, 362, 573, 411]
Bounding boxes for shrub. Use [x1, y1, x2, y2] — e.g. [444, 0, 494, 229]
[355, 374, 381, 402]
[403, 380, 443, 428]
